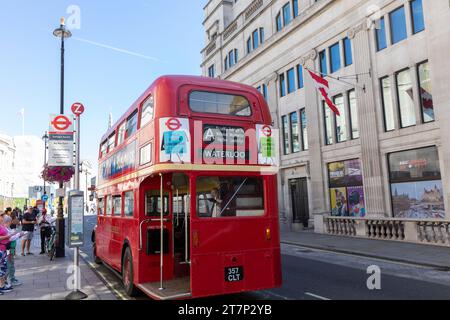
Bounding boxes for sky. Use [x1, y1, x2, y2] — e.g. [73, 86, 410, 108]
[0, 0, 204, 170]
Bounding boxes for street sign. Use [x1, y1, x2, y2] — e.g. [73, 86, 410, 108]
[68, 190, 85, 247]
[71, 102, 85, 117]
[28, 186, 51, 199]
[41, 194, 49, 202]
[48, 114, 74, 167]
[165, 117, 182, 131]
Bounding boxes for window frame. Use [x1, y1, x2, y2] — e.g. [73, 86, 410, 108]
[410, 0, 425, 35]
[416, 60, 434, 124]
[140, 94, 155, 128]
[376, 17, 387, 51]
[287, 68, 296, 94]
[289, 111, 300, 153]
[329, 42, 341, 74]
[348, 89, 360, 140]
[125, 110, 138, 139]
[395, 68, 416, 129]
[188, 90, 253, 117]
[333, 95, 348, 143]
[389, 6, 408, 45]
[380, 76, 396, 132]
[124, 190, 135, 218]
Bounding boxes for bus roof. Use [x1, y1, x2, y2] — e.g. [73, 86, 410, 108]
[100, 75, 270, 142]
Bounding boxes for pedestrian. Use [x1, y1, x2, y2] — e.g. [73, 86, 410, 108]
[38, 209, 52, 255]
[21, 207, 38, 256]
[6, 208, 20, 231]
[2, 215, 22, 287]
[0, 213, 16, 294]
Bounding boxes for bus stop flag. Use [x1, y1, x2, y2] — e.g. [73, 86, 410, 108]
[307, 70, 340, 117]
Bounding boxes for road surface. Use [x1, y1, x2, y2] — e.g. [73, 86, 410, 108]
[80, 215, 450, 300]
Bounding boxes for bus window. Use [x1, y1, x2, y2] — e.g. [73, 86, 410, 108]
[196, 176, 264, 218]
[145, 190, 169, 216]
[113, 195, 122, 216]
[106, 196, 112, 216]
[100, 141, 108, 158]
[97, 198, 104, 215]
[126, 110, 138, 138]
[107, 133, 116, 153]
[189, 91, 252, 117]
[117, 122, 126, 146]
[124, 191, 134, 217]
[141, 95, 154, 127]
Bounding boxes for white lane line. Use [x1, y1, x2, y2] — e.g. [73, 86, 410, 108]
[262, 291, 290, 300]
[305, 292, 331, 301]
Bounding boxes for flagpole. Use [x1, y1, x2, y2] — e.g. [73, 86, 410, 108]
[304, 67, 366, 91]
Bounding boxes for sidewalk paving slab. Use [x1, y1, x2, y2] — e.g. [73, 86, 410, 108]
[0, 236, 117, 300]
[281, 230, 450, 270]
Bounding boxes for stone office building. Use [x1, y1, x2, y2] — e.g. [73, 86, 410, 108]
[201, 0, 450, 232]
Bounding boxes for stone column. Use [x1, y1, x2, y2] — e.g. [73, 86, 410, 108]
[348, 23, 385, 217]
[302, 52, 328, 219]
[423, 0, 450, 219]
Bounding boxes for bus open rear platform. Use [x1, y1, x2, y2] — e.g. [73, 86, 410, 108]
[137, 277, 191, 300]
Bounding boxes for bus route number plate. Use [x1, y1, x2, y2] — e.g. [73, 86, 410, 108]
[225, 266, 244, 282]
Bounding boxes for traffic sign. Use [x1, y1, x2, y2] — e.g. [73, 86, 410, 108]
[51, 115, 72, 132]
[41, 194, 49, 202]
[71, 102, 85, 116]
[165, 118, 182, 131]
[262, 125, 272, 137]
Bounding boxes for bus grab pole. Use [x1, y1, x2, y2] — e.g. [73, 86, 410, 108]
[159, 173, 164, 291]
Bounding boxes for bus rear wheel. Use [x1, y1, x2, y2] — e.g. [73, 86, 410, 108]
[122, 247, 138, 297]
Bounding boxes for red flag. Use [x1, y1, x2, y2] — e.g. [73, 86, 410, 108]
[307, 70, 340, 116]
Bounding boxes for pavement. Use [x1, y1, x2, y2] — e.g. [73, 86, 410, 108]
[281, 230, 450, 270]
[0, 234, 117, 300]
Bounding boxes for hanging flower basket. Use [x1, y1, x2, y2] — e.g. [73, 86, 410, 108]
[41, 166, 75, 183]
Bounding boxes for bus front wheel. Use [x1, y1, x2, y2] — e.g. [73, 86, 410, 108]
[122, 247, 138, 297]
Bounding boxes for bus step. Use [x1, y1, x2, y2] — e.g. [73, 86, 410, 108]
[137, 277, 191, 300]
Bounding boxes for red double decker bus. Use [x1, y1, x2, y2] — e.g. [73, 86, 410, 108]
[93, 75, 282, 300]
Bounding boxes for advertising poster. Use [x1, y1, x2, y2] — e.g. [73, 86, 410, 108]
[330, 187, 348, 217]
[328, 162, 345, 187]
[347, 186, 366, 217]
[159, 117, 191, 163]
[256, 124, 278, 166]
[345, 159, 363, 186]
[391, 180, 445, 219]
[68, 192, 84, 247]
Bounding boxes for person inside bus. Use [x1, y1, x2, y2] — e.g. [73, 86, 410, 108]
[208, 188, 222, 217]
[218, 182, 237, 217]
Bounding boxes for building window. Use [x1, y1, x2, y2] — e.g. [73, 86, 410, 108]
[282, 115, 289, 154]
[252, 29, 259, 50]
[293, 0, 299, 17]
[297, 64, 304, 89]
[258, 83, 268, 100]
[417, 61, 434, 123]
[324, 102, 334, 145]
[300, 108, 308, 150]
[389, 146, 444, 219]
[224, 56, 228, 71]
[287, 68, 295, 94]
[290, 112, 300, 153]
[283, 3, 292, 26]
[396, 69, 416, 128]
[381, 77, 395, 131]
[348, 90, 360, 139]
[319, 50, 327, 76]
[276, 13, 282, 32]
[410, 0, 425, 34]
[208, 65, 215, 78]
[329, 43, 341, 74]
[280, 73, 286, 97]
[107, 133, 115, 153]
[334, 95, 347, 143]
[376, 17, 387, 51]
[247, 38, 252, 54]
[328, 159, 365, 217]
[343, 37, 353, 66]
[259, 28, 265, 44]
[106, 196, 112, 216]
[390, 6, 408, 45]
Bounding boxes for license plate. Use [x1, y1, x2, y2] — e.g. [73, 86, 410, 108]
[225, 266, 244, 282]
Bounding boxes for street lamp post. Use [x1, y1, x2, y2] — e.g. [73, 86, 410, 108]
[53, 17, 72, 258]
[42, 132, 49, 209]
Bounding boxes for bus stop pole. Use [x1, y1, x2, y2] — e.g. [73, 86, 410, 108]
[159, 173, 164, 291]
[66, 115, 87, 300]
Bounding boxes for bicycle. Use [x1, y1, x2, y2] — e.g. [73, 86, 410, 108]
[46, 225, 57, 261]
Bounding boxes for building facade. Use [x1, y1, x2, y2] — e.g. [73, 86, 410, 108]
[0, 134, 16, 199]
[201, 0, 450, 231]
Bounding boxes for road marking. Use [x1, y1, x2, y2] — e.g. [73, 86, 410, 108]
[305, 292, 331, 301]
[78, 250, 128, 301]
